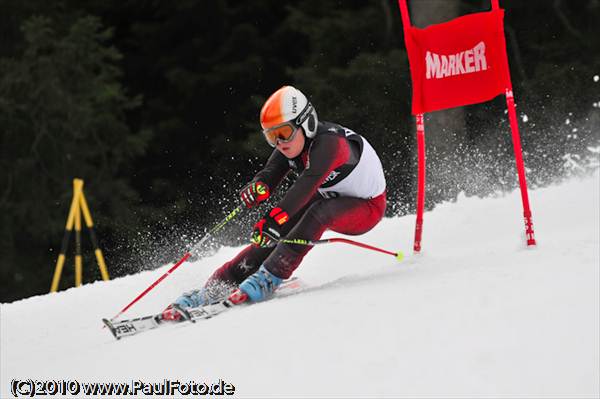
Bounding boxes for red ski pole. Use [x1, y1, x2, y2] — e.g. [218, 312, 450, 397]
[108, 205, 244, 322]
[279, 237, 404, 261]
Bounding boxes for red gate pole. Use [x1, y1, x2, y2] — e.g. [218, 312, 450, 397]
[414, 114, 426, 252]
[505, 88, 536, 246]
[495, 0, 535, 246]
[398, 0, 411, 28]
[397, 0, 428, 253]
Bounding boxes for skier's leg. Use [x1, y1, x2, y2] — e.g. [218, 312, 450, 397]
[207, 245, 273, 286]
[264, 192, 386, 279]
[162, 245, 272, 319]
[165, 195, 323, 314]
[206, 194, 322, 285]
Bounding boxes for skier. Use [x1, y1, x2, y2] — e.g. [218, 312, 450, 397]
[162, 85, 387, 320]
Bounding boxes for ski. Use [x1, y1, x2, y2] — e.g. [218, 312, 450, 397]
[102, 314, 161, 340]
[103, 277, 306, 340]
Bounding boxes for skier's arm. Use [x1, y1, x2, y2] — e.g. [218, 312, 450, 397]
[277, 134, 350, 218]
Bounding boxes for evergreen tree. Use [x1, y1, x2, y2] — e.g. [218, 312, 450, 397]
[0, 16, 151, 300]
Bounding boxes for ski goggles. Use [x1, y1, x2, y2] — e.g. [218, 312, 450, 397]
[262, 122, 300, 147]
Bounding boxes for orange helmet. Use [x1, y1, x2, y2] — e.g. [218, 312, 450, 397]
[260, 86, 318, 143]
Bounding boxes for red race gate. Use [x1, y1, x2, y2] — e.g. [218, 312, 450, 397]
[397, 0, 536, 252]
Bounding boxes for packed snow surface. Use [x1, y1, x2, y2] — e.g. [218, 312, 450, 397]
[2, 173, 599, 398]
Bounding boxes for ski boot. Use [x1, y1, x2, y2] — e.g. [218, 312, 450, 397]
[160, 288, 209, 321]
[239, 265, 283, 302]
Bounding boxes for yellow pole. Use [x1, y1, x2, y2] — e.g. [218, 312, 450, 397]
[94, 249, 110, 281]
[51, 178, 111, 291]
[50, 255, 66, 293]
[79, 190, 110, 281]
[50, 181, 81, 292]
[74, 180, 83, 287]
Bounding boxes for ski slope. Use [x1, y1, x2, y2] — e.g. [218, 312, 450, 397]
[2, 172, 599, 398]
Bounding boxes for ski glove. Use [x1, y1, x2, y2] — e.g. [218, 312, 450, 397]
[251, 207, 289, 248]
[240, 181, 270, 209]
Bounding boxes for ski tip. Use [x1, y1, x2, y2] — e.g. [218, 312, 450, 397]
[102, 318, 121, 340]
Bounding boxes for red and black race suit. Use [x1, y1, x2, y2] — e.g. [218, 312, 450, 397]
[207, 121, 387, 283]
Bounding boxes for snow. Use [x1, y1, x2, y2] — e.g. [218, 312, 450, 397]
[2, 172, 599, 398]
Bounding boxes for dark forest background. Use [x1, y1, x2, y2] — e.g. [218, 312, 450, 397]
[1, 0, 598, 302]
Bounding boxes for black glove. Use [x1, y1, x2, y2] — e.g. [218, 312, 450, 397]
[240, 181, 270, 209]
[251, 207, 289, 248]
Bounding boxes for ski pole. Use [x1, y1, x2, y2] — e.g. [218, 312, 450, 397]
[108, 205, 244, 321]
[189, 205, 244, 256]
[279, 237, 404, 261]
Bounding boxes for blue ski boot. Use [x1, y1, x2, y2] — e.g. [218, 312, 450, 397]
[162, 279, 238, 321]
[161, 288, 209, 321]
[174, 288, 208, 309]
[239, 265, 283, 302]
